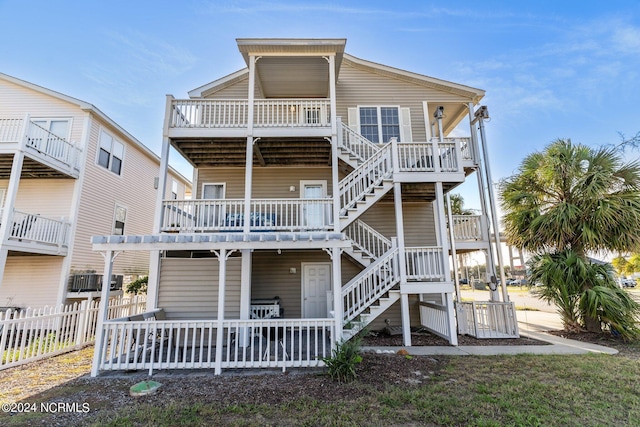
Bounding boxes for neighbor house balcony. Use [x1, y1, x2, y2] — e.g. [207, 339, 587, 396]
[0, 118, 82, 178]
[449, 214, 490, 252]
[1, 209, 71, 255]
[161, 198, 334, 233]
[167, 97, 332, 139]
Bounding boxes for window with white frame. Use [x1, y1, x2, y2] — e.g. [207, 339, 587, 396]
[98, 130, 124, 175]
[359, 106, 401, 143]
[113, 205, 127, 235]
[31, 119, 70, 140]
[171, 180, 179, 200]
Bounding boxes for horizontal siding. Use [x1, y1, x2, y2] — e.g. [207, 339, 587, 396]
[367, 296, 421, 331]
[0, 178, 75, 218]
[0, 256, 64, 308]
[70, 116, 159, 276]
[359, 202, 437, 246]
[0, 79, 86, 146]
[158, 257, 241, 319]
[195, 167, 333, 199]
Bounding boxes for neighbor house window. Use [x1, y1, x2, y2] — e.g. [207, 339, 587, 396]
[98, 130, 124, 175]
[113, 205, 127, 235]
[359, 106, 400, 143]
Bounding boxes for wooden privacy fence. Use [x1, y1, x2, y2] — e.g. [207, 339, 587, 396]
[0, 295, 146, 370]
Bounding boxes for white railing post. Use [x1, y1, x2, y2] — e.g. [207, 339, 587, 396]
[75, 300, 88, 347]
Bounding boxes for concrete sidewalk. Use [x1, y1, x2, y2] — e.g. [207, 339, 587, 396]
[362, 309, 619, 356]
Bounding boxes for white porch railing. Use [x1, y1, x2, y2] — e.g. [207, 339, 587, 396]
[342, 247, 400, 323]
[0, 295, 145, 370]
[338, 121, 380, 164]
[7, 210, 71, 250]
[254, 99, 330, 128]
[344, 219, 391, 260]
[396, 140, 462, 173]
[405, 247, 446, 281]
[161, 198, 334, 232]
[419, 301, 451, 340]
[169, 99, 249, 128]
[338, 143, 393, 215]
[0, 119, 81, 173]
[96, 317, 333, 374]
[458, 137, 475, 163]
[456, 301, 520, 338]
[451, 214, 485, 241]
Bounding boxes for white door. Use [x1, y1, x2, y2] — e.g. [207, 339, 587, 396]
[202, 183, 225, 228]
[302, 263, 332, 318]
[301, 182, 325, 230]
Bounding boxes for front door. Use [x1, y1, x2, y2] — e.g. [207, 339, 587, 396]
[302, 263, 332, 318]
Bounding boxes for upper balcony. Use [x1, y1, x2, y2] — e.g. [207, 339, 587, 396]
[449, 214, 490, 252]
[167, 97, 332, 140]
[0, 118, 82, 179]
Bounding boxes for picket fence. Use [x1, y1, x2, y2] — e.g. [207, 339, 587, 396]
[0, 295, 146, 370]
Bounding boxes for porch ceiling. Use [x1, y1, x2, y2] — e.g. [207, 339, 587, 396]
[0, 154, 73, 179]
[256, 57, 330, 98]
[172, 137, 331, 168]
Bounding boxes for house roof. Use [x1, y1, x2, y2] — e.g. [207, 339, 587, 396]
[0, 72, 191, 186]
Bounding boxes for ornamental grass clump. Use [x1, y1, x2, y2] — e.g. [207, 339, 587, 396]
[323, 334, 363, 383]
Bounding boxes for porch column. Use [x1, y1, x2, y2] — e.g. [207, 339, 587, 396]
[434, 182, 451, 283]
[243, 55, 257, 233]
[331, 247, 343, 344]
[0, 147, 26, 289]
[91, 250, 119, 377]
[328, 52, 339, 230]
[215, 249, 227, 375]
[444, 292, 458, 345]
[239, 249, 252, 347]
[393, 181, 411, 347]
[146, 252, 161, 311]
[446, 193, 461, 302]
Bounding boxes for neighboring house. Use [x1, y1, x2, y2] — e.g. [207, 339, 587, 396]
[0, 73, 191, 309]
[91, 38, 513, 376]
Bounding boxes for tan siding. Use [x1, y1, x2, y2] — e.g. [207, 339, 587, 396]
[359, 202, 437, 246]
[0, 79, 86, 146]
[158, 257, 241, 319]
[0, 179, 74, 218]
[336, 62, 469, 142]
[195, 167, 333, 198]
[366, 296, 422, 331]
[0, 256, 64, 308]
[70, 116, 159, 276]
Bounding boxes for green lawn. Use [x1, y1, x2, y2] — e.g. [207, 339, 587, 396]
[2, 343, 639, 427]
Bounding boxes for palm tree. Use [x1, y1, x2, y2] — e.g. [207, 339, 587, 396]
[500, 139, 640, 336]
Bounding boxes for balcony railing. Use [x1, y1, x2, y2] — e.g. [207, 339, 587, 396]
[451, 214, 486, 241]
[169, 98, 330, 129]
[7, 210, 71, 250]
[396, 140, 464, 173]
[161, 198, 334, 232]
[404, 246, 446, 281]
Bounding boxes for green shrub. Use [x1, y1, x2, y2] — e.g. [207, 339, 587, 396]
[126, 276, 148, 295]
[322, 334, 363, 383]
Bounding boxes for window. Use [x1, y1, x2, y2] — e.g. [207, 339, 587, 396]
[31, 119, 70, 140]
[202, 183, 225, 227]
[113, 205, 127, 235]
[358, 107, 401, 143]
[171, 180, 179, 200]
[98, 130, 124, 175]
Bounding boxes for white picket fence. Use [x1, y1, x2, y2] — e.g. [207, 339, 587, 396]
[0, 295, 146, 370]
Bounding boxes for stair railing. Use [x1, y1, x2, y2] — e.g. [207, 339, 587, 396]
[337, 120, 380, 164]
[345, 219, 391, 260]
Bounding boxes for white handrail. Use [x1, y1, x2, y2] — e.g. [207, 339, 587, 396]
[169, 99, 249, 128]
[451, 214, 484, 241]
[254, 99, 330, 127]
[161, 198, 334, 232]
[0, 118, 24, 142]
[25, 122, 81, 171]
[404, 246, 445, 281]
[338, 143, 393, 215]
[9, 210, 71, 248]
[342, 247, 400, 323]
[338, 121, 380, 163]
[345, 219, 391, 260]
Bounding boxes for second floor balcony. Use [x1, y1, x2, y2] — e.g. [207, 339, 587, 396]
[167, 98, 332, 139]
[1, 209, 71, 255]
[0, 118, 82, 178]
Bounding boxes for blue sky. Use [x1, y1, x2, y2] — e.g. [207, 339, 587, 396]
[2, 0, 640, 210]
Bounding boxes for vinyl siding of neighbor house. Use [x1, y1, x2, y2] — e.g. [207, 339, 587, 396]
[335, 60, 471, 142]
[195, 167, 333, 199]
[70, 116, 159, 277]
[0, 79, 86, 146]
[157, 257, 241, 319]
[0, 179, 74, 218]
[0, 256, 64, 308]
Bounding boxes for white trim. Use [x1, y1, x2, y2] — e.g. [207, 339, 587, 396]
[201, 182, 226, 199]
[30, 117, 73, 141]
[299, 180, 327, 198]
[96, 127, 125, 177]
[301, 262, 332, 318]
[112, 203, 128, 236]
[355, 105, 404, 143]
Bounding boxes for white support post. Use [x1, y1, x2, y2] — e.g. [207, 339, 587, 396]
[435, 182, 451, 283]
[75, 300, 88, 347]
[392, 170, 410, 346]
[444, 292, 458, 345]
[400, 293, 411, 347]
[328, 54, 337, 136]
[215, 249, 227, 375]
[91, 250, 118, 377]
[153, 135, 171, 233]
[331, 133, 340, 231]
[331, 247, 343, 345]
[446, 194, 461, 302]
[243, 55, 257, 234]
[239, 249, 251, 347]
